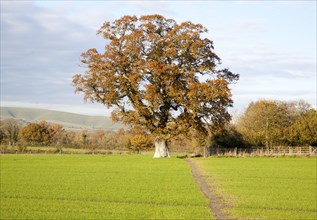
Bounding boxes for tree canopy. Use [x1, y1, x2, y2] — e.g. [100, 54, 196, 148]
[18, 121, 64, 146]
[73, 15, 238, 156]
[236, 100, 316, 147]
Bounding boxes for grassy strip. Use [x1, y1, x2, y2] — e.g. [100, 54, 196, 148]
[193, 157, 317, 220]
[0, 155, 213, 219]
[0, 145, 129, 154]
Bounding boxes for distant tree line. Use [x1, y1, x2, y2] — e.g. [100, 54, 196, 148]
[212, 99, 317, 148]
[0, 120, 153, 153]
[1, 99, 316, 153]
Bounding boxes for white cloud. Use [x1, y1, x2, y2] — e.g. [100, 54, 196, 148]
[221, 47, 316, 80]
[1, 1, 105, 107]
[126, 1, 175, 15]
[1, 1, 316, 115]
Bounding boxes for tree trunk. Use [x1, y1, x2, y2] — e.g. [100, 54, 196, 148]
[153, 139, 170, 158]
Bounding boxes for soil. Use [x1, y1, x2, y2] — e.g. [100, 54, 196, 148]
[184, 158, 235, 220]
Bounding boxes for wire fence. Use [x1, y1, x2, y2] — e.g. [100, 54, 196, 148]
[207, 146, 317, 157]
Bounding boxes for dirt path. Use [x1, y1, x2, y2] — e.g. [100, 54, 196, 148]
[184, 158, 235, 220]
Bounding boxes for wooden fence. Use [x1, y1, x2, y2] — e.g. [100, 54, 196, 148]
[207, 146, 317, 157]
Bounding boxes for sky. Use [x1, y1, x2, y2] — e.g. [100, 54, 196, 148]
[1, 0, 316, 116]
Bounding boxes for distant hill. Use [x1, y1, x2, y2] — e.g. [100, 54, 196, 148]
[0, 107, 125, 131]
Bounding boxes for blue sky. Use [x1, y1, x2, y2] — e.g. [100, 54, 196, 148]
[1, 1, 316, 116]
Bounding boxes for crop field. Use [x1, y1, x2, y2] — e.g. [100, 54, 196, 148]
[1, 155, 316, 220]
[0, 155, 213, 220]
[193, 157, 317, 220]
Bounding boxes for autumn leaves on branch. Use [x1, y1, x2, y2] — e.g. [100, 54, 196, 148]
[73, 14, 239, 143]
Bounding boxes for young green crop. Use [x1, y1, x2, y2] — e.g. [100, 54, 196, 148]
[193, 157, 317, 220]
[0, 155, 213, 220]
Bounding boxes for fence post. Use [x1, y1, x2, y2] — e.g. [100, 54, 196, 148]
[309, 146, 312, 156]
[299, 147, 301, 155]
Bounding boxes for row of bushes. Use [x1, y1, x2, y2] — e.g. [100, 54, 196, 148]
[0, 120, 194, 153]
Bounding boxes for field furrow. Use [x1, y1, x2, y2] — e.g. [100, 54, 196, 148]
[193, 157, 317, 220]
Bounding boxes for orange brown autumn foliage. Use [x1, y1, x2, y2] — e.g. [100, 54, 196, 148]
[18, 121, 64, 146]
[72, 14, 239, 147]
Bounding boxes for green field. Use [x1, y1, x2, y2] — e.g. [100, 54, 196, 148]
[193, 157, 317, 220]
[0, 155, 212, 220]
[1, 155, 316, 220]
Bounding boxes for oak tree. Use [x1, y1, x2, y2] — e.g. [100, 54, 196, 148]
[18, 121, 64, 147]
[73, 14, 239, 157]
[287, 109, 317, 146]
[236, 100, 288, 147]
[126, 126, 153, 153]
[236, 100, 314, 147]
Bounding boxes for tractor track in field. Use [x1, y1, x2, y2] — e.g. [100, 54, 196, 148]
[184, 158, 235, 220]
